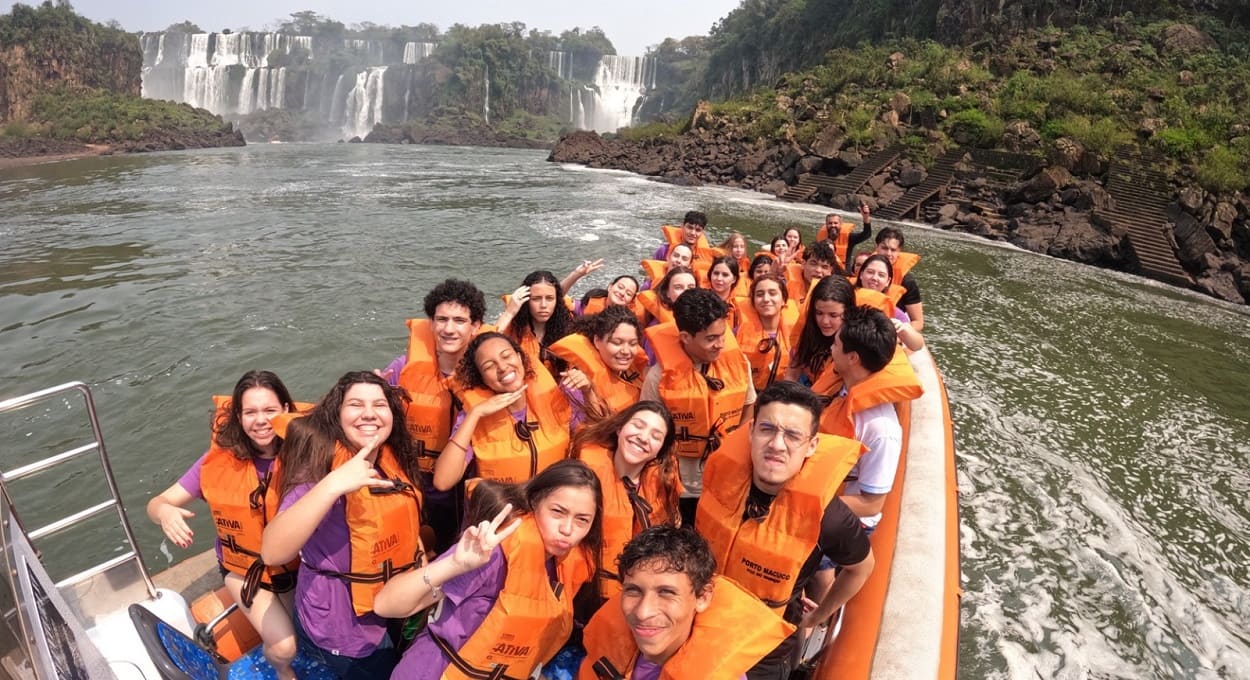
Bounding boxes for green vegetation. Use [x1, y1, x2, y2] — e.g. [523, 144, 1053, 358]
[643, 12, 1250, 193]
[29, 88, 230, 143]
[0, 0, 134, 56]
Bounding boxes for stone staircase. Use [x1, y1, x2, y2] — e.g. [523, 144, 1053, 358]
[1098, 146, 1192, 287]
[780, 145, 904, 202]
[876, 148, 964, 221]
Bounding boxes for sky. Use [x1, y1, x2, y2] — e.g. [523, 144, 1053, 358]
[64, 0, 744, 55]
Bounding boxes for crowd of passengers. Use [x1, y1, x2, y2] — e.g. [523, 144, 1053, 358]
[147, 208, 929, 680]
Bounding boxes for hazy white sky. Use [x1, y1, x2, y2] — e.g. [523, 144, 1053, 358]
[67, 0, 742, 55]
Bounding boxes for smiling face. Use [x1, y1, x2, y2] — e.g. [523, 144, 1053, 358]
[708, 263, 736, 296]
[749, 401, 818, 494]
[860, 259, 891, 292]
[771, 239, 790, 260]
[824, 214, 841, 233]
[752, 279, 785, 320]
[474, 337, 526, 393]
[665, 273, 697, 304]
[239, 387, 286, 454]
[667, 244, 693, 269]
[608, 278, 639, 306]
[527, 282, 558, 324]
[431, 301, 480, 358]
[680, 221, 704, 246]
[594, 322, 640, 372]
[813, 299, 846, 338]
[533, 485, 597, 557]
[621, 560, 712, 665]
[615, 409, 669, 469]
[339, 383, 392, 451]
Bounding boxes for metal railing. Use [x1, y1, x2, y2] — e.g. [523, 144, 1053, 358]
[0, 381, 158, 600]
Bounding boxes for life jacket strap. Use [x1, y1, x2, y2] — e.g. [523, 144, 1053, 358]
[303, 554, 422, 585]
[431, 633, 524, 680]
[592, 657, 626, 680]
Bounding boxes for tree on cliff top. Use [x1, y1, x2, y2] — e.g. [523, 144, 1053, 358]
[0, 1, 135, 60]
[278, 10, 345, 38]
[163, 20, 202, 34]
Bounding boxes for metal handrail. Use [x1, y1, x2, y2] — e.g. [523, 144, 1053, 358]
[0, 381, 158, 600]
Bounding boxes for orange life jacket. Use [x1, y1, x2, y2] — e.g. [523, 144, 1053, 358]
[695, 426, 863, 613]
[854, 287, 897, 319]
[578, 574, 794, 680]
[890, 252, 920, 285]
[635, 290, 674, 327]
[783, 264, 819, 306]
[639, 259, 667, 287]
[579, 444, 680, 597]
[398, 318, 461, 475]
[735, 300, 800, 392]
[660, 225, 722, 264]
[815, 223, 856, 264]
[199, 446, 297, 605]
[455, 365, 571, 484]
[644, 323, 751, 461]
[583, 296, 647, 324]
[548, 334, 646, 415]
[818, 346, 922, 438]
[437, 516, 592, 680]
[316, 443, 424, 617]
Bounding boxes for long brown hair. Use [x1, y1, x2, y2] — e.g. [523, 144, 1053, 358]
[279, 371, 417, 499]
[571, 401, 680, 525]
[213, 370, 296, 461]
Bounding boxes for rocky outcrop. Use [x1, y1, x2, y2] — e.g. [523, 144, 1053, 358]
[548, 109, 1250, 305]
[113, 121, 245, 153]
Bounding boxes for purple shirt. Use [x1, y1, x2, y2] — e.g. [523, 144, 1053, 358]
[391, 547, 507, 679]
[279, 482, 389, 658]
[177, 452, 274, 562]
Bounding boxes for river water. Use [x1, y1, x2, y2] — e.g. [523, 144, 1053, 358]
[2, 144, 1248, 678]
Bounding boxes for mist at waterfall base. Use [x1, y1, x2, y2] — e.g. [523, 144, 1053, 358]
[141, 31, 657, 140]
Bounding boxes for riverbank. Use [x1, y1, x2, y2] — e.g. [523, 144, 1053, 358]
[0, 138, 108, 168]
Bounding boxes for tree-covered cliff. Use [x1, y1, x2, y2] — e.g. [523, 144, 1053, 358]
[689, 0, 1250, 99]
[0, 0, 140, 121]
[1, 2, 242, 153]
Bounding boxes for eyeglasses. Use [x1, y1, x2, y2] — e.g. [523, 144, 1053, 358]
[753, 421, 812, 449]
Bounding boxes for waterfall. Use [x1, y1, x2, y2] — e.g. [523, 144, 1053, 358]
[343, 39, 386, 66]
[483, 65, 490, 125]
[403, 42, 436, 64]
[342, 67, 388, 139]
[585, 55, 655, 133]
[548, 50, 571, 79]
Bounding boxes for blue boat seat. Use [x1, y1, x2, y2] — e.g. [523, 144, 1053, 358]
[128, 603, 335, 680]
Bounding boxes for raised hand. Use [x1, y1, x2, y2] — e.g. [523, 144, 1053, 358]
[559, 367, 590, 392]
[576, 259, 605, 276]
[452, 503, 521, 570]
[507, 285, 532, 315]
[322, 436, 394, 496]
[159, 505, 195, 549]
[474, 385, 528, 417]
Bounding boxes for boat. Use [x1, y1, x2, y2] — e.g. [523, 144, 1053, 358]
[808, 346, 961, 679]
[0, 345, 959, 680]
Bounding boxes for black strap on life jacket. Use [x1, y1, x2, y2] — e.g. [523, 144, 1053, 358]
[513, 419, 542, 478]
[431, 633, 524, 680]
[592, 657, 626, 680]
